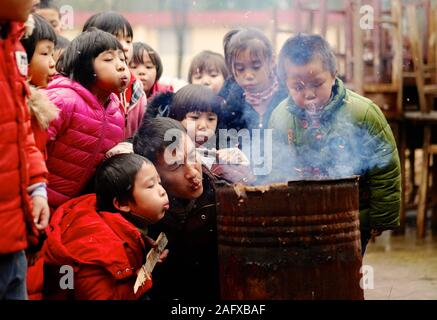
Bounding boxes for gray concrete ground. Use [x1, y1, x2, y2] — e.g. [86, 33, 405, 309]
[363, 219, 437, 300]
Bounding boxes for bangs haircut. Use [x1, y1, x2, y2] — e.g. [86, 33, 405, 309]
[83, 11, 133, 40]
[21, 14, 57, 60]
[188, 50, 229, 82]
[56, 28, 124, 88]
[223, 28, 273, 78]
[169, 84, 222, 121]
[95, 153, 153, 213]
[131, 42, 163, 81]
[278, 33, 337, 81]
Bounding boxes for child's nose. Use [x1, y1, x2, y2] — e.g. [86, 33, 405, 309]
[243, 71, 255, 81]
[304, 88, 316, 100]
[117, 61, 126, 71]
[158, 184, 167, 197]
[49, 56, 56, 68]
[197, 119, 206, 130]
[201, 77, 211, 86]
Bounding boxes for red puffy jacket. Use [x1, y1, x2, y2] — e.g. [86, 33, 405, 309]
[42, 194, 151, 300]
[0, 22, 48, 255]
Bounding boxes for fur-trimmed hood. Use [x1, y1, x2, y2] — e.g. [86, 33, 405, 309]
[28, 85, 59, 129]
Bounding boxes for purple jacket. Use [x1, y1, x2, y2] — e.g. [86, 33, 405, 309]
[44, 76, 124, 210]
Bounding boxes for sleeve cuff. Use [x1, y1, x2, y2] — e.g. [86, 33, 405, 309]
[27, 182, 47, 199]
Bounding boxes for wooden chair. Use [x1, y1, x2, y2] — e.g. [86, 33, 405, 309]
[404, 2, 437, 238]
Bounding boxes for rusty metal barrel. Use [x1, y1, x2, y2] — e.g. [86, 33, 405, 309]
[215, 177, 364, 300]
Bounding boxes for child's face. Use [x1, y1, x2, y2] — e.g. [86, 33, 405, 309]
[129, 52, 157, 94]
[233, 49, 273, 93]
[92, 49, 130, 94]
[284, 58, 336, 111]
[127, 162, 169, 223]
[191, 68, 225, 94]
[0, 0, 33, 22]
[28, 39, 56, 88]
[35, 8, 61, 34]
[181, 111, 218, 147]
[156, 133, 203, 200]
[115, 31, 133, 63]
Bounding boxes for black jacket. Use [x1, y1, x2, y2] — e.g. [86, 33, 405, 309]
[147, 167, 222, 300]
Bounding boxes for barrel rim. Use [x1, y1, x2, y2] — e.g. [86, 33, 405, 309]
[215, 175, 360, 191]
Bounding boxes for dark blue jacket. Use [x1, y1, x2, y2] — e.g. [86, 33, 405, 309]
[217, 78, 288, 131]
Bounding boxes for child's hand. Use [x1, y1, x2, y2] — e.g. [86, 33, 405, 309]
[32, 196, 50, 230]
[211, 163, 255, 184]
[157, 249, 169, 264]
[105, 142, 133, 158]
[217, 148, 250, 165]
[142, 235, 169, 264]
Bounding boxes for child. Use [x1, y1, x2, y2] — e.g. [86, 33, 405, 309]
[83, 12, 147, 139]
[133, 117, 221, 300]
[218, 28, 288, 131]
[44, 29, 128, 210]
[0, 0, 49, 300]
[146, 84, 253, 183]
[42, 153, 169, 299]
[20, 13, 59, 159]
[130, 42, 173, 99]
[188, 50, 229, 94]
[34, 0, 62, 34]
[269, 34, 401, 253]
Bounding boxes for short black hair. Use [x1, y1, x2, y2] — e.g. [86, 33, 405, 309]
[95, 153, 153, 212]
[145, 84, 222, 122]
[21, 14, 57, 60]
[278, 33, 337, 81]
[133, 117, 186, 164]
[83, 11, 133, 39]
[56, 28, 124, 88]
[131, 42, 163, 82]
[168, 84, 222, 121]
[223, 28, 273, 78]
[55, 34, 70, 50]
[188, 50, 229, 82]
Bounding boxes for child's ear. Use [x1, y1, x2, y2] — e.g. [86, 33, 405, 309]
[113, 197, 131, 213]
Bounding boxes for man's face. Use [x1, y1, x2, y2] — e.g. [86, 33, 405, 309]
[155, 134, 204, 200]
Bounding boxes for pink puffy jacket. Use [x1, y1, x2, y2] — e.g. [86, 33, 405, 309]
[44, 76, 125, 210]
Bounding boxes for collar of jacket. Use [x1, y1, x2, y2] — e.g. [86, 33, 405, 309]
[286, 77, 347, 125]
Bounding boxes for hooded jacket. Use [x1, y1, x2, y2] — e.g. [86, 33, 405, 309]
[0, 21, 48, 254]
[119, 72, 147, 139]
[28, 86, 59, 159]
[269, 78, 401, 231]
[42, 194, 151, 300]
[44, 76, 124, 210]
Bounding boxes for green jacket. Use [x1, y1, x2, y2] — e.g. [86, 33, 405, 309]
[269, 78, 401, 231]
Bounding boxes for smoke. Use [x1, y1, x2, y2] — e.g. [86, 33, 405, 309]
[255, 110, 394, 185]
